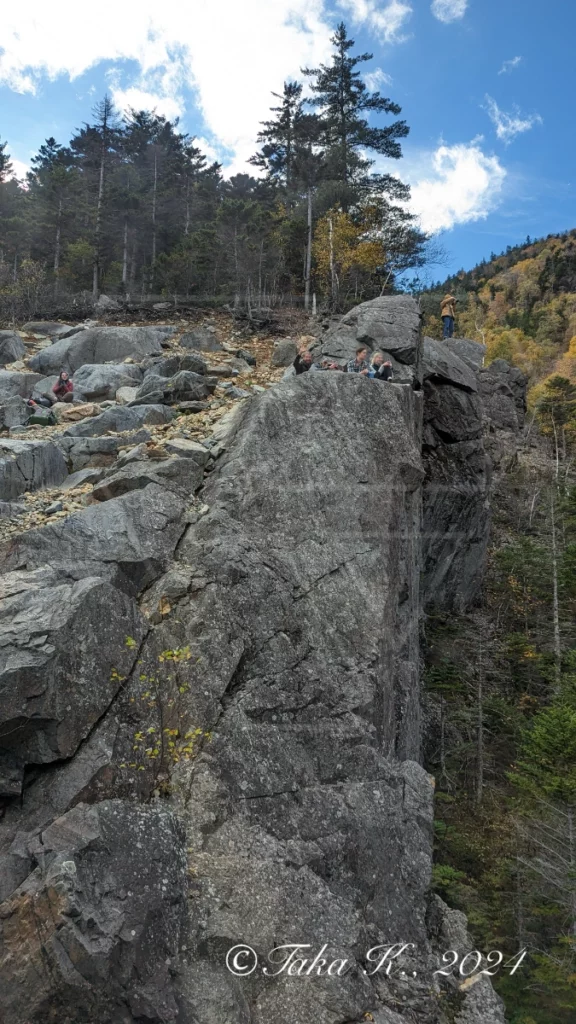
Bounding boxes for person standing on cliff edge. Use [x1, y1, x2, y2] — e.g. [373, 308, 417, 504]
[440, 294, 457, 339]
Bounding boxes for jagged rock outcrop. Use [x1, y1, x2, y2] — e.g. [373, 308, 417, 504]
[0, 299, 509, 1024]
[421, 338, 491, 613]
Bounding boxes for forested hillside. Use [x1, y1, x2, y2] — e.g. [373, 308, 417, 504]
[422, 230, 576, 389]
[0, 23, 430, 322]
[422, 236, 576, 1023]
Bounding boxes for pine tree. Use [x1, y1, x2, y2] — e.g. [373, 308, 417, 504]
[302, 22, 409, 210]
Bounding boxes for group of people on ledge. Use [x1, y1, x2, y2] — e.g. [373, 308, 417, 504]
[293, 345, 394, 381]
[26, 370, 75, 425]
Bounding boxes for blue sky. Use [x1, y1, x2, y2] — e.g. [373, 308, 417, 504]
[1, 0, 573, 277]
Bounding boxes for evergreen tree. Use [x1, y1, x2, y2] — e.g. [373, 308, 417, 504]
[302, 22, 409, 210]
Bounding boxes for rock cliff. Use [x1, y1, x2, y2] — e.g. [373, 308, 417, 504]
[0, 299, 522, 1024]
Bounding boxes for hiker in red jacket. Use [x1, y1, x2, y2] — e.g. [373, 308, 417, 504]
[52, 370, 74, 403]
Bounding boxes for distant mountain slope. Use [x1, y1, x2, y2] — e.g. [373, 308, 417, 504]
[420, 229, 576, 385]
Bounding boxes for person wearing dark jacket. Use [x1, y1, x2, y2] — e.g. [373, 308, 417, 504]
[369, 353, 394, 381]
[293, 350, 314, 374]
[52, 370, 74, 403]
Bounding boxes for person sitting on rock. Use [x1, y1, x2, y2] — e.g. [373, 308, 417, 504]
[346, 346, 370, 375]
[440, 294, 457, 339]
[26, 398, 57, 426]
[369, 353, 394, 381]
[52, 370, 74, 403]
[293, 350, 314, 374]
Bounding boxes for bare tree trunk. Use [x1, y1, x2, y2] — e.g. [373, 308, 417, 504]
[184, 177, 190, 237]
[93, 141, 106, 300]
[550, 489, 562, 693]
[150, 151, 158, 295]
[53, 198, 62, 297]
[569, 806, 576, 937]
[122, 216, 129, 291]
[304, 188, 312, 312]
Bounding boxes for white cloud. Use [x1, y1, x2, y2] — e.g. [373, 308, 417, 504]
[364, 68, 393, 91]
[407, 141, 506, 233]
[484, 95, 542, 144]
[431, 0, 468, 24]
[6, 158, 30, 182]
[498, 56, 522, 75]
[0, 1, 335, 174]
[339, 0, 412, 44]
[110, 87, 183, 123]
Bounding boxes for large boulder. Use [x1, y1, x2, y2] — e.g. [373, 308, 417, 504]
[0, 485, 186, 594]
[142, 353, 207, 378]
[0, 331, 26, 366]
[0, 396, 29, 430]
[180, 326, 224, 351]
[130, 370, 214, 406]
[92, 456, 204, 501]
[62, 403, 175, 437]
[0, 371, 44, 402]
[0, 800, 188, 1024]
[0, 439, 68, 501]
[444, 337, 486, 371]
[423, 337, 478, 392]
[320, 295, 422, 366]
[271, 338, 298, 366]
[28, 326, 176, 375]
[0, 568, 146, 765]
[22, 321, 79, 340]
[72, 362, 143, 400]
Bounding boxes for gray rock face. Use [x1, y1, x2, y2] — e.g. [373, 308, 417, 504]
[321, 295, 421, 366]
[0, 298, 508, 1024]
[0, 485, 186, 593]
[421, 338, 490, 613]
[0, 439, 68, 501]
[0, 331, 26, 365]
[0, 371, 44, 402]
[72, 361, 143, 400]
[143, 353, 208, 377]
[271, 337, 298, 366]
[137, 373, 435, 1021]
[92, 456, 204, 501]
[22, 321, 80, 339]
[63, 403, 175, 437]
[0, 569, 146, 764]
[0, 800, 188, 1024]
[181, 326, 224, 351]
[131, 370, 213, 406]
[443, 337, 486, 371]
[0, 396, 29, 430]
[484, 359, 527, 427]
[423, 337, 478, 392]
[28, 326, 176, 375]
